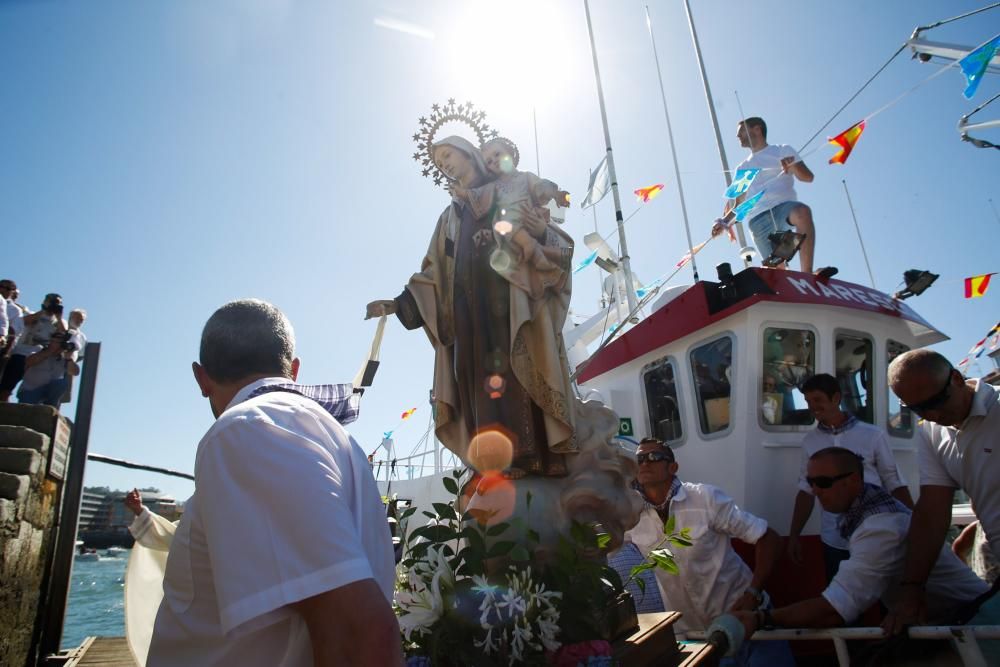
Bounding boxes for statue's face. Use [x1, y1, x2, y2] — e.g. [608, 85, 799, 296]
[433, 145, 477, 186]
[481, 141, 514, 176]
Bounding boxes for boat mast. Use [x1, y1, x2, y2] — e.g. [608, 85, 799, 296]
[645, 5, 699, 282]
[583, 0, 640, 315]
[682, 0, 753, 267]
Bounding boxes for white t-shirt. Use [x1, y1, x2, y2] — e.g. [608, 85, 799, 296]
[916, 379, 1000, 559]
[822, 512, 987, 624]
[626, 481, 768, 634]
[147, 378, 395, 667]
[735, 144, 800, 216]
[798, 418, 907, 549]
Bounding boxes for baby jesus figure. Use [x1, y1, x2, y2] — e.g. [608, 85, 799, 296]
[451, 137, 571, 298]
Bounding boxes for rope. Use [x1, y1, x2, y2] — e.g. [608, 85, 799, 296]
[914, 1, 1000, 33]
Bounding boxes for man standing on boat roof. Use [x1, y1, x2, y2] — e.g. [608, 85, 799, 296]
[787, 373, 913, 582]
[147, 299, 400, 666]
[712, 117, 822, 275]
[624, 438, 794, 666]
[884, 349, 1000, 653]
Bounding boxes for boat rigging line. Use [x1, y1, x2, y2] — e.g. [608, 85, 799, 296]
[960, 91, 1000, 150]
[841, 180, 877, 290]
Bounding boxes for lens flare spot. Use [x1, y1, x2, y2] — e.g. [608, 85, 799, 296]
[494, 220, 514, 236]
[466, 471, 516, 525]
[483, 373, 506, 399]
[499, 155, 515, 174]
[490, 248, 514, 274]
[467, 429, 513, 472]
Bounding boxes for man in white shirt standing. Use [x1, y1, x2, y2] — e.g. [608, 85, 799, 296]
[885, 349, 1000, 653]
[712, 117, 821, 274]
[0, 279, 25, 387]
[735, 447, 987, 658]
[147, 299, 401, 667]
[787, 373, 913, 581]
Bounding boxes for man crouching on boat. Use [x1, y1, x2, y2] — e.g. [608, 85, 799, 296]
[624, 438, 794, 666]
[146, 299, 402, 667]
[732, 448, 987, 660]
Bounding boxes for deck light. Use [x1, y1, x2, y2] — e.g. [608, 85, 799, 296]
[893, 269, 939, 300]
[763, 231, 806, 267]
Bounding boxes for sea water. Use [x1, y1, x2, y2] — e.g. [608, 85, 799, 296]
[60, 554, 128, 650]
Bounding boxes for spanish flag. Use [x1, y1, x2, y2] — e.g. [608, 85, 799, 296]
[828, 120, 866, 165]
[400, 407, 417, 420]
[964, 273, 995, 299]
[634, 184, 665, 203]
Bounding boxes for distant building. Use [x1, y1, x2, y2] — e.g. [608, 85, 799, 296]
[77, 487, 182, 548]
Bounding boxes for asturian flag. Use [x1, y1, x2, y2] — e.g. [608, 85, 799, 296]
[828, 120, 866, 165]
[964, 273, 995, 299]
[733, 190, 766, 222]
[959, 35, 1000, 99]
[581, 156, 610, 209]
[724, 169, 760, 199]
[573, 249, 599, 274]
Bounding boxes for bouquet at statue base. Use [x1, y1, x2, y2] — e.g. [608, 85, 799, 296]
[394, 471, 691, 666]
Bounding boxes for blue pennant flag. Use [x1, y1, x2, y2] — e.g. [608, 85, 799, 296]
[383, 430, 393, 440]
[733, 190, 766, 222]
[960, 35, 1000, 99]
[724, 168, 760, 199]
[636, 279, 664, 299]
[573, 249, 599, 274]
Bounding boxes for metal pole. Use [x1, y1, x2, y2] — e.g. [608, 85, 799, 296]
[584, 0, 640, 315]
[842, 180, 877, 289]
[645, 5, 699, 282]
[39, 341, 101, 660]
[86, 453, 194, 481]
[682, 0, 752, 267]
[589, 168, 607, 307]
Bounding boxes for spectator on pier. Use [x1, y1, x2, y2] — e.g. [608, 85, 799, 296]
[17, 334, 77, 408]
[885, 349, 1000, 652]
[60, 309, 88, 404]
[0, 280, 28, 396]
[624, 438, 793, 666]
[734, 448, 987, 657]
[787, 373, 913, 581]
[147, 299, 400, 667]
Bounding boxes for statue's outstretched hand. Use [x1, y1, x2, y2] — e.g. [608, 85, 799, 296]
[366, 300, 396, 320]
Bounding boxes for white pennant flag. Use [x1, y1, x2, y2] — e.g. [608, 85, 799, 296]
[580, 156, 610, 209]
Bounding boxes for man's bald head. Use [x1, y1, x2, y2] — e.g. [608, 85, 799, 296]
[888, 349, 952, 390]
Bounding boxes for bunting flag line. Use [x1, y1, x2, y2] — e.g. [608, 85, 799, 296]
[968, 336, 988, 357]
[400, 407, 418, 420]
[676, 240, 709, 269]
[581, 156, 610, 209]
[957, 357, 971, 371]
[733, 190, 766, 222]
[573, 249, 599, 274]
[828, 120, 867, 165]
[959, 35, 1000, 99]
[636, 278, 665, 299]
[724, 169, 760, 199]
[634, 184, 665, 203]
[964, 273, 995, 299]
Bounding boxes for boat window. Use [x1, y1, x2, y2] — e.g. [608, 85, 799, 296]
[887, 340, 913, 437]
[690, 336, 733, 435]
[642, 357, 683, 443]
[835, 333, 874, 424]
[761, 328, 816, 427]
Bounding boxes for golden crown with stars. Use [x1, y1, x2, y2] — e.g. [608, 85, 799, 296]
[413, 98, 503, 187]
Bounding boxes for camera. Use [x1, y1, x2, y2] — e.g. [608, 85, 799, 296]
[51, 331, 77, 352]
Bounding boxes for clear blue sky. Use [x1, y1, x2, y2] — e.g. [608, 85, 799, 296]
[1, 1, 996, 501]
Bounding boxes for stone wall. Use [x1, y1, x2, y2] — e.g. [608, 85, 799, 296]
[0, 404, 69, 667]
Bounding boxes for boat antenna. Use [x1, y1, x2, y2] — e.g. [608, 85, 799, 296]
[682, 0, 752, 267]
[583, 0, 640, 316]
[645, 5, 699, 282]
[841, 180, 877, 290]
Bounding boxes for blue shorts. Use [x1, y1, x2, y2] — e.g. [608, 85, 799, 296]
[748, 200, 806, 262]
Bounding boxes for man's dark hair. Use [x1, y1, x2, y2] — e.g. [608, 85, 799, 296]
[742, 116, 767, 140]
[810, 447, 863, 476]
[0, 279, 15, 290]
[638, 437, 675, 462]
[200, 299, 295, 383]
[801, 373, 841, 399]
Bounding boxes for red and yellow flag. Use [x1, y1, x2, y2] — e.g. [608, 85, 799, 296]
[828, 120, 866, 165]
[964, 273, 996, 299]
[400, 407, 417, 420]
[634, 184, 665, 203]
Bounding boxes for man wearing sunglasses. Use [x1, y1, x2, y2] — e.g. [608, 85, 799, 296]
[787, 373, 913, 582]
[625, 438, 792, 666]
[733, 447, 986, 652]
[885, 349, 1000, 644]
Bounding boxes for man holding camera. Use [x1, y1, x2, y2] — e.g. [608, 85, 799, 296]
[18, 333, 78, 408]
[6, 294, 70, 407]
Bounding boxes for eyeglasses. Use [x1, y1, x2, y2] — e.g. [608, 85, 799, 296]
[805, 471, 854, 489]
[903, 371, 953, 415]
[637, 451, 672, 465]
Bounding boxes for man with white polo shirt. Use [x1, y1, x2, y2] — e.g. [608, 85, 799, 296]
[787, 373, 913, 581]
[147, 299, 401, 666]
[885, 349, 1000, 648]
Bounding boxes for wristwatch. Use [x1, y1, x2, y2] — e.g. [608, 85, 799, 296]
[745, 586, 764, 607]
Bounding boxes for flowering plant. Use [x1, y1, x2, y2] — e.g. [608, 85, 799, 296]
[393, 470, 691, 666]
